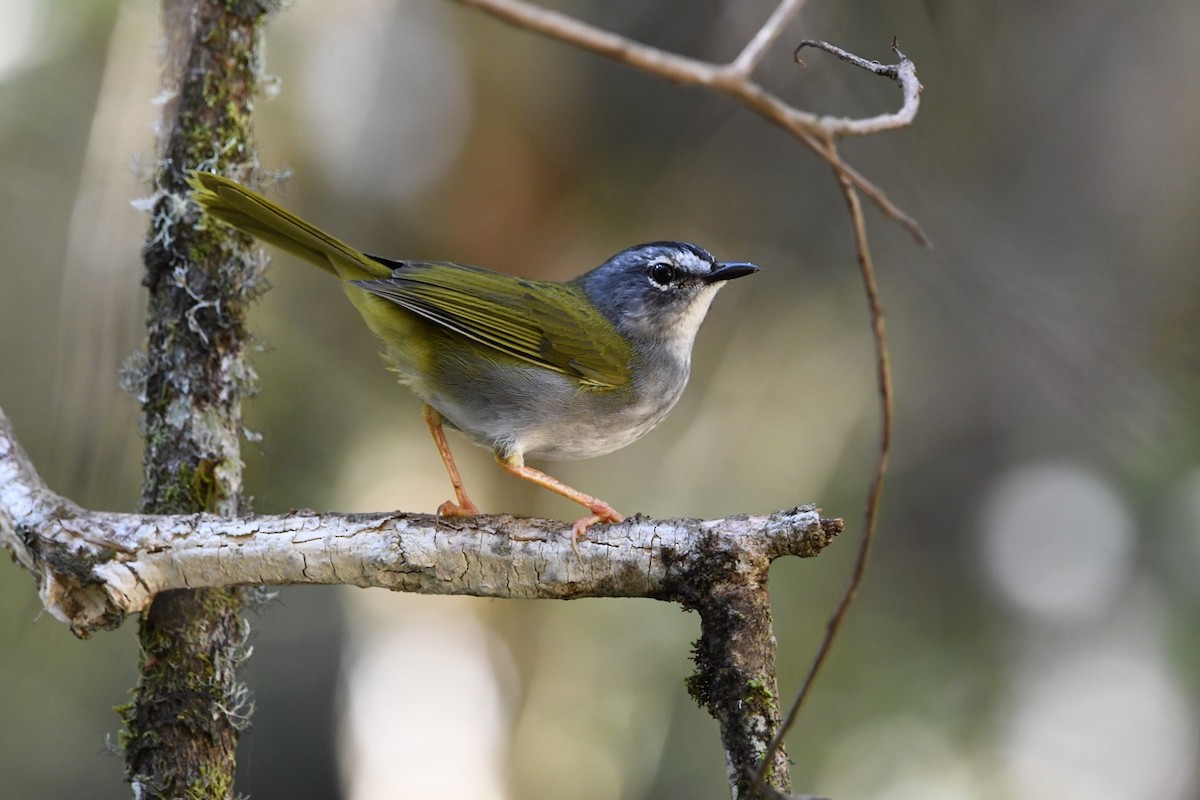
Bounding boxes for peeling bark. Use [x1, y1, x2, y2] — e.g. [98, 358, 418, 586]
[0, 417, 838, 633]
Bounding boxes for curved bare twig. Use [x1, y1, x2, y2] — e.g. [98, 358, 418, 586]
[750, 142, 894, 792]
[794, 38, 922, 135]
[449, 0, 927, 245]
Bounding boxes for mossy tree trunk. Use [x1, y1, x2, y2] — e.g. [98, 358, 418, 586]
[120, 2, 273, 797]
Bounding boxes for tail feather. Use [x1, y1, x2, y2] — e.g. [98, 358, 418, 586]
[187, 172, 390, 282]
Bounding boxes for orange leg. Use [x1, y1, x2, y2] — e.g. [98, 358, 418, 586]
[495, 453, 624, 546]
[423, 404, 479, 517]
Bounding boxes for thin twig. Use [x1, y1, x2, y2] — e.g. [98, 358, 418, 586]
[795, 38, 899, 76]
[728, 0, 809, 78]
[792, 131, 928, 246]
[455, 0, 714, 83]
[749, 141, 894, 793]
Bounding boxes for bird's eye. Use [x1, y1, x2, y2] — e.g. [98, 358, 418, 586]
[649, 262, 677, 286]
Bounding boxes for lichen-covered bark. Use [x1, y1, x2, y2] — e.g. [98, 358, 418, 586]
[121, 1, 272, 797]
[668, 531, 791, 798]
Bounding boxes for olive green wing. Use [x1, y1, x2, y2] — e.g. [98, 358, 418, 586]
[351, 258, 631, 389]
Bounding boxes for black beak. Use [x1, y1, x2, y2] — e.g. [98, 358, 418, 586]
[705, 261, 761, 283]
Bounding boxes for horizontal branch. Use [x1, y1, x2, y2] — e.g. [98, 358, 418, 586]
[0, 406, 840, 638]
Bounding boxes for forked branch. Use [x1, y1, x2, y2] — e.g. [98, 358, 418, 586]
[451, 0, 926, 244]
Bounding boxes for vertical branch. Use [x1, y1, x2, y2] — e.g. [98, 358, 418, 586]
[120, 1, 272, 797]
[672, 535, 791, 797]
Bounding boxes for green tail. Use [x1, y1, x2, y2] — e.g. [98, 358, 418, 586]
[187, 171, 428, 359]
[187, 171, 390, 282]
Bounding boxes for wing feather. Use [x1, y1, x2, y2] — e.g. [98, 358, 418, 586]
[350, 260, 631, 388]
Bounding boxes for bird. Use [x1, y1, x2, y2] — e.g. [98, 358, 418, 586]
[187, 171, 759, 542]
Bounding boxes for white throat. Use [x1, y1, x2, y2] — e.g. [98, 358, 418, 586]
[662, 283, 722, 365]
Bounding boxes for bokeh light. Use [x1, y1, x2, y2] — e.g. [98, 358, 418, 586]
[819, 716, 978, 800]
[999, 631, 1196, 800]
[978, 463, 1134, 622]
[289, 0, 472, 203]
[339, 596, 515, 800]
[0, 0, 42, 82]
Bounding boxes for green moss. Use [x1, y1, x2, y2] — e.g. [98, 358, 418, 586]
[188, 236, 217, 263]
[153, 462, 197, 515]
[745, 677, 776, 709]
[191, 458, 226, 512]
[115, 699, 162, 755]
[188, 764, 234, 800]
[145, 457, 230, 515]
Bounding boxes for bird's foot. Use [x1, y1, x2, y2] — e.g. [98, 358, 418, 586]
[569, 503, 624, 557]
[437, 498, 480, 517]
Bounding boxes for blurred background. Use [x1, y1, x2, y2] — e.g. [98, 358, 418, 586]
[2, 0, 1198, 797]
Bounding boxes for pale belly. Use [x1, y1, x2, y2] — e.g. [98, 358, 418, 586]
[418, 360, 688, 462]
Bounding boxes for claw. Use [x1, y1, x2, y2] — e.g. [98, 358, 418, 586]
[568, 502, 624, 557]
[437, 498, 480, 517]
